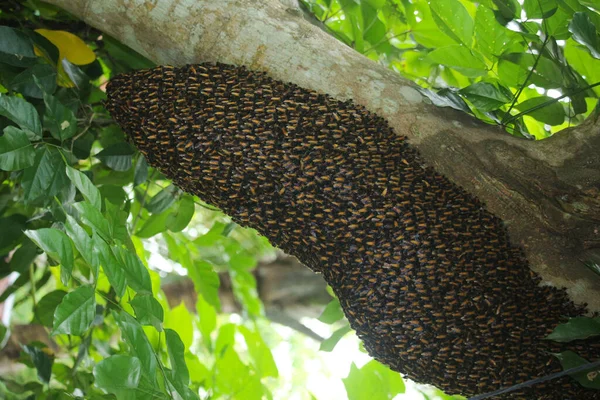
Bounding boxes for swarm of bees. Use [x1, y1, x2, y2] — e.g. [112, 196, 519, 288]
[106, 63, 600, 399]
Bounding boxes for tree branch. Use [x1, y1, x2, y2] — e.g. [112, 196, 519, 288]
[45, 0, 600, 311]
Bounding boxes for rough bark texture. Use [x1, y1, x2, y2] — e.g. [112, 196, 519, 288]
[45, 0, 600, 311]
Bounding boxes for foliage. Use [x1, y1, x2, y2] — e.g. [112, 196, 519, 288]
[301, 0, 600, 139]
[546, 317, 600, 390]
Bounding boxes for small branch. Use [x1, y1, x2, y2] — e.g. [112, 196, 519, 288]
[265, 308, 325, 342]
[29, 264, 37, 309]
[503, 35, 550, 123]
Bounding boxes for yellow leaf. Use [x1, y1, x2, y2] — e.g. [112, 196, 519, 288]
[35, 29, 95, 65]
[34, 29, 96, 87]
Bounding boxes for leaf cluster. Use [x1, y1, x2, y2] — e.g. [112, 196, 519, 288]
[301, 0, 600, 138]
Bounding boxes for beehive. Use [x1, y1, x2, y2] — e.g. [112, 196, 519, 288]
[106, 63, 600, 399]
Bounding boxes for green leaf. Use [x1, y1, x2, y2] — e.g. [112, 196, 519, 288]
[95, 143, 135, 171]
[460, 82, 512, 112]
[343, 360, 405, 400]
[112, 310, 158, 388]
[22, 344, 54, 384]
[339, 0, 365, 52]
[64, 215, 98, 279]
[92, 233, 127, 297]
[10, 64, 57, 99]
[492, 0, 521, 20]
[239, 326, 278, 378]
[186, 352, 210, 385]
[21, 146, 68, 203]
[9, 239, 39, 274]
[214, 346, 262, 400]
[499, 52, 564, 89]
[164, 302, 194, 349]
[365, 0, 385, 8]
[429, 0, 474, 46]
[34, 290, 67, 328]
[569, 12, 600, 59]
[318, 298, 344, 324]
[514, 96, 565, 125]
[99, 184, 127, 206]
[524, 0, 558, 18]
[130, 294, 163, 331]
[0, 26, 37, 67]
[165, 329, 190, 387]
[166, 195, 195, 232]
[546, 317, 600, 342]
[112, 246, 152, 294]
[0, 94, 42, 139]
[553, 351, 600, 389]
[43, 92, 77, 141]
[0, 324, 6, 346]
[72, 132, 94, 160]
[474, 6, 513, 57]
[52, 285, 96, 336]
[25, 228, 74, 285]
[93, 355, 142, 397]
[0, 126, 35, 171]
[229, 252, 255, 271]
[565, 39, 600, 96]
[320, 325, 352, 352]
[105, 201, 130, 244]
[62, 59, 91, 93]
[146, 185, 176, 214]
[546, 8, 572, 39]
[73, 201, 112, 241]
[578, 0, 600, 11]
[135, 209, 173, 238]
[133, 156, 148, 186]
[230, 268, 262, 316]
[415, 86, 472, 113]
[66, 166, 101, 210]
[194, 221, 227, 246]
[427, 45, 487, 77]
[215, 323, 236, 356]
[196, 294, 216, 350]
[0, 214, 27, 254]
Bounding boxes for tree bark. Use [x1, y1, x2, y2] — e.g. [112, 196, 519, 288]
[46, 0, 600, 311]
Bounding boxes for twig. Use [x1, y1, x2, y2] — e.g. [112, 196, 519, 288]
[29, 264, 37, 309]
[362, 30, 412, 55]
[502, 35, 550, 123]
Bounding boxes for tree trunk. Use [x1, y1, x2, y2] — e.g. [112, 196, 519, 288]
[46, 0, 600, 311]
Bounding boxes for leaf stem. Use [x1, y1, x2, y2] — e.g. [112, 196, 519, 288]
[362, 30, 412, 54]
[502, 35, 551, 123]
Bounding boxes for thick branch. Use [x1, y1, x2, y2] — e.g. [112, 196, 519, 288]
[46, 0, 600, 310]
